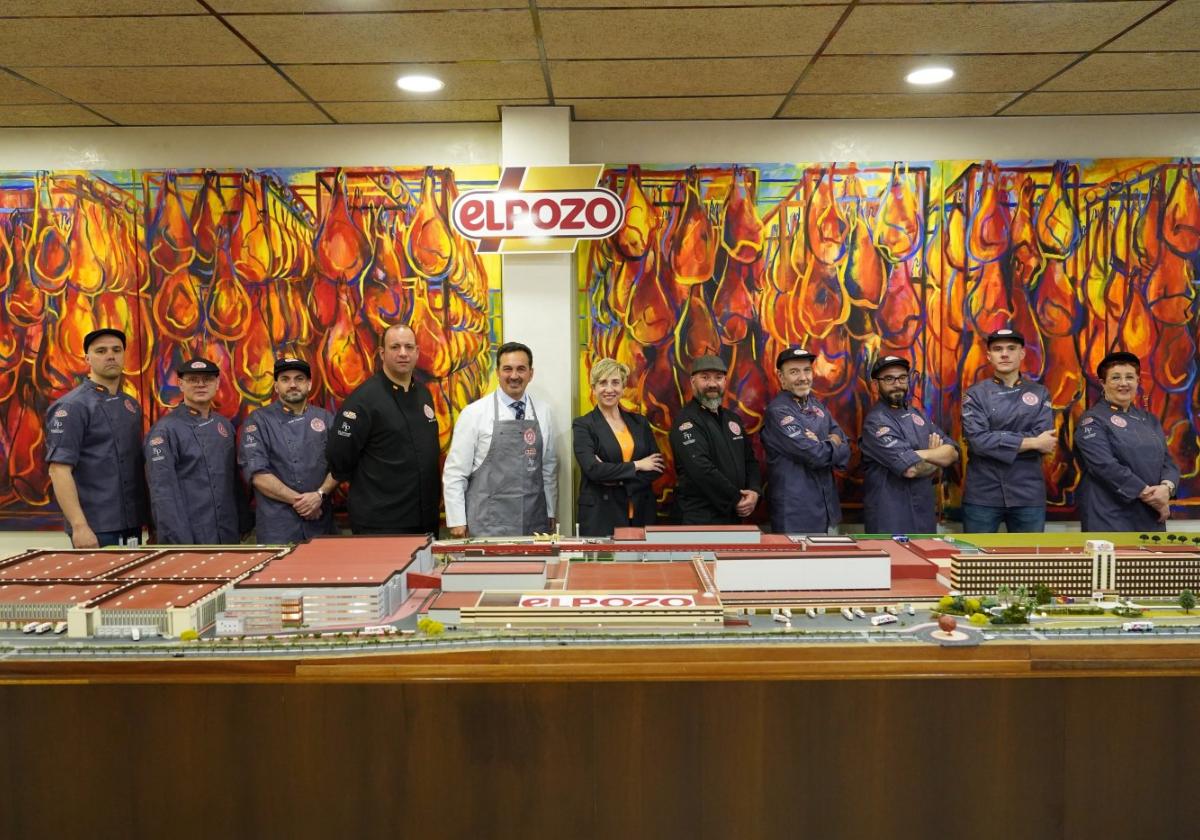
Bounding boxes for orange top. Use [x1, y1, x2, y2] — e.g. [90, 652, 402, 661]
[613, 424, 635, 519]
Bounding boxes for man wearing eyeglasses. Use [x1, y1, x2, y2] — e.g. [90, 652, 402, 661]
[760, 345, 850, 534]
[859, 355, 958, 534]
[960, 328, 1056, 533]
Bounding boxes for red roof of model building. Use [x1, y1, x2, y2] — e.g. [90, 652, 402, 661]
[0, 550, 154, 581]
[94, 581, 224, 610]
[239, 535, 430, 587]
[0, 581, 120, 605]
[118, 550, 278, 580]
[564, 562, 704, 591]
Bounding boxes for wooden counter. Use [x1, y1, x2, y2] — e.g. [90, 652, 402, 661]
[3, 642, 1199, 839]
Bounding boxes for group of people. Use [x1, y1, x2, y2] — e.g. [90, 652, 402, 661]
[46, 324, 1181, 549]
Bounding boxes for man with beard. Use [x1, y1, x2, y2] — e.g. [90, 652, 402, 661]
[859, 355, 958, 534]
[46, 328, 148, 548]
[444, 341, 558, 538]
[327, 324, 441, 535]
[144, 357, 250, 544]
[668, 355, 761, 525]
[239, 358, 337, 544]
[961, 328, 1056, 533]
[761, 345, 850, 534]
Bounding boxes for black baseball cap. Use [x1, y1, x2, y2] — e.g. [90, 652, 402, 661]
[175, 357, 220, 376]
[986, 328, 1025, 347]
[273, 357, 312, 379]
[871, 355, 911, 379]
[82, 328, 126, 352]
[775, 345, 817, 369]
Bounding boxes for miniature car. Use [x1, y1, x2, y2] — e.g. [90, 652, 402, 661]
[841, 607, 855, 620]
[870, 613, 898, 626]
[773, 613, 790, 624]
[22, 621, 38, 634]
[781, 608, 793, 618]
[905, 603, 916, 616]
[53, 622, 67, 634]
[851, 607, 867, 619]
[805, 608, 818, 619]
[34, 622, 53, 634]
[1121, 620, 1155, 633]
[884, 605, 898, 615]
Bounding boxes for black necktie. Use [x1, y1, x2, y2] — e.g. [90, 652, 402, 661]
[512, 400, 525, 421]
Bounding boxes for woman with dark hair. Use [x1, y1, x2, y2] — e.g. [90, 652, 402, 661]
[1074, 351, 1180, 532]
[572, 358, 665, 536]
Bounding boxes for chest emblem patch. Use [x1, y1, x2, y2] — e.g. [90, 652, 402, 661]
[217, 424, 229, 437]
[911, 414, 926, 427]
[1111, 415, 1127, 428]
[780, 415, 795, 426]
[424, 403, 435, 420]
[124, 399, 137, 414]
[1022, 392, 1039, 406]
[728, 421, 741, 435]
[523, 428, 537, 445]
[678, 421, 693, 431]
[876, 425, 891, 437]
[310, 417, 326, 433]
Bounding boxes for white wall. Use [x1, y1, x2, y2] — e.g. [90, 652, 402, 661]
[4, 112, 1200, 548]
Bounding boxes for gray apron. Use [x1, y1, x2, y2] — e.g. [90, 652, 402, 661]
[465, 392, 549, 537]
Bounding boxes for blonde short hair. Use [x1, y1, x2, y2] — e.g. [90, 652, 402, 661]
[589, 357, 630, 388]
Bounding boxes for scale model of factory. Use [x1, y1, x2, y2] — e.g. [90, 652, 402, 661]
[4, 529, 1200, 638]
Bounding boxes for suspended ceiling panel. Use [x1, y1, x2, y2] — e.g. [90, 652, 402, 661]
[0, 0, 1193, 126]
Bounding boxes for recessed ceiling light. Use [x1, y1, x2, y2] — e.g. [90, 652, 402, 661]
[905, 66, 954, 86]
[396, 74, 444, 93]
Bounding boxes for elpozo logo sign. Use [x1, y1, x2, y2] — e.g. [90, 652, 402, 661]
[450, 165, 625, 254]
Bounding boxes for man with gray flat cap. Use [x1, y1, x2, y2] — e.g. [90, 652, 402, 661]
[46, 327, 148, 548]
[761, 344, 850, 534]
[239, 357, 337, 544]
[668, 354, 761, 525]
[859, 355, 958, 534]
[144, 356, 250, 544]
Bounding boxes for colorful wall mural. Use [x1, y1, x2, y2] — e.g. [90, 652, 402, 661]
[0, 165, 501, 529]
[580, 159, 1200, 522]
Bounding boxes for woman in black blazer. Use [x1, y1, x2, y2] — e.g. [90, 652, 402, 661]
[572, 358, 665, 537]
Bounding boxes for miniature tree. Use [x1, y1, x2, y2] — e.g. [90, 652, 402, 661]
[937, 595, 956, 612]
[179, 629, 199, 642]
[1181, 590, 1196, 614]
[964, 597, 981, 615]
[969, 612, 990, 627]
[1034, 584, 1054, 606]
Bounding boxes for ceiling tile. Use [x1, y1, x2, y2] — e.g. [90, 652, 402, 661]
[550, 57, 809, 99]
[780, 91, 1018, 119]
[541, 7, 846, 59]
[16, 66, 304, 104]
[1103, 0, 1200, 50]
[1044, 51, 1200, 91]
[1003, 89, 1200, 116]
[227, 11, 539, 63]
[795, 53, 1080, 94]
[565, 95, 783, 120]
[0, 17, 262, 66]
[0, 104, 111, 126]
[284, 61, 546, 101]
[322, 99, 536, 122]
[0, 1, 199, 13]
[538, 0, 835, 6]
[826, 2, 1163, 55]
[213, 1, 523, 10]
[0, 73, 68, 105]
[92, 102, 332, 125]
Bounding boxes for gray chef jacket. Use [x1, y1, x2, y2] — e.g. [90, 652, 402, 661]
[860, 400, 957, 534]
[962, 377, 1053, 507]
[239, 402, 335, 544]
[45, 381, 147, 536]
[1075, 401, 1181, 532]
[761, 391, 849, 533]
[144, 405, 248, 544]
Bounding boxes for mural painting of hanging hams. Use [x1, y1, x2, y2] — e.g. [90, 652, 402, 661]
[581, 160, 1200, 521]
[0, 165, 501, 528]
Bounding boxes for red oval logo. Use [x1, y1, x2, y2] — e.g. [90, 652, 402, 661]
[451, 188, 625, 241]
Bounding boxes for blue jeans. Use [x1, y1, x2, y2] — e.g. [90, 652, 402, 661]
[961, 503, 1045, 534]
